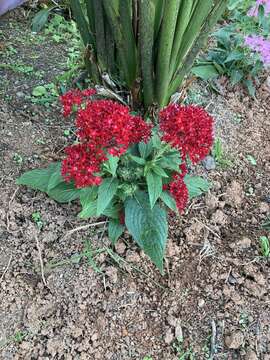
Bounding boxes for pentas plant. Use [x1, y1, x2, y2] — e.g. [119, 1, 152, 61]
[17, 89, 213, 272]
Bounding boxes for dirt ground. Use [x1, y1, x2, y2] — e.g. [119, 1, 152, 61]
[0, 9, 270, 360]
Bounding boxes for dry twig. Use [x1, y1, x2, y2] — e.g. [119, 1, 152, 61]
[62, 221, 107, 240]
[35, 234, 47, 286]
[0, 255, 13, 282]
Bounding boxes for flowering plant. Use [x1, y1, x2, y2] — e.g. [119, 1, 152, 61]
[193, 0, 270, 96]
[17, 89, 213, 272]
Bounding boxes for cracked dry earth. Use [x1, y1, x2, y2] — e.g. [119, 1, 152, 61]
[1, 9, 270, 360]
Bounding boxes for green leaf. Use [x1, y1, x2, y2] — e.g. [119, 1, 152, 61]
[32, 8, 51, 32]
[139, 141, 153, 159]
[152, 165, 169, 178]
[108, 219, 125, 245]
[184, 175, 210, 199]
[107, 155, 119, 176]
[96, 178, 119, 215]
[160, 191, 177, 212]
[78, 187, 98, 218]
[246, 155, 257, 166]
[17, 164, 56, 192]
[146, 171, 162, 209]
[32, 85, 47, 97]
[125, 192, 168, 272]
[244, 79, 256, 97]
[192, 64, 219, 80]
[102, 202, 120, 219]
[48, 162, 63, 190]
[78, 200, 97, 219]
[48, 182, 81, 203]
[130, 155, 146, 165]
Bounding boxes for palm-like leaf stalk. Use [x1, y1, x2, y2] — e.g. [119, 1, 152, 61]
[71, 0, 228, 111]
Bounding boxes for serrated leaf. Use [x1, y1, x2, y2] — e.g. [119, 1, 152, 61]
[96, 178, 119, 215]
[48, 182, 80, 203]
[139, 140, 153, 159]
[160, 191, 177, 212]
[108, 219, 125, 245]
[32, 8, 51, 32]
[146, 171, 162, 209]
[125, 192, 168, 272]
[184, 175, 210, 199]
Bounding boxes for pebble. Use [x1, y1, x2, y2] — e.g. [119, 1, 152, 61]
[245, 350, 258, 360]
[198, 299, 205, 308]
[237, 237, 251, 249]
[225, 330, 244, 349]
[164, 329, 174, 344]
[202, 155, 216, 170]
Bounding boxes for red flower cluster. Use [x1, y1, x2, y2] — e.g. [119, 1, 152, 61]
[169, 174, 189, 213]
[61, 90, 152, 188]
[61, 143, 105, 188]
[159, 104, 213, 164]
[76, 99, 152, 156]
[60, 88, 96, 117]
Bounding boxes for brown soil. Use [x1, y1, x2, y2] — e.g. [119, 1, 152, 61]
[0, 9, 270, 360]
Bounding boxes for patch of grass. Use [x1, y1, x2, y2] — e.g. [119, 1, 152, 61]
[32, 211, 43, 230]
[13, 153, 23, 165]
[173, 338, 195, 360]
[260, 236, 270, 257]
[212, 138, 233, 168]
[0, 63, 34, 75]
[262, 217, 270, 231]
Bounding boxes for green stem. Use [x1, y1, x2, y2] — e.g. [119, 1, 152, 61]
[155, 0, 182, 107]
[139, 0, 155, 107]
[169, 0, 228, 97]
[92, 0, 107, 72]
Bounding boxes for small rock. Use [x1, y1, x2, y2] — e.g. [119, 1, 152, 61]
[115, 241, 126, 255]
[175, 321, 183, 341]
[225, 181, 244, 208]
[259, 202, 269, 214]
[211, 209, 228, 225]
[202, 155, 216, 170]
[245, 350, 258, 360]
[16, 91, 25, 98]
[164, 329, 174, 344]
[105, 266, 118, 284]
[225, 330, 244, 349]
[198, 299, 205, 308]
[205, 193, 219, 210]
[237, 237, 251, 249]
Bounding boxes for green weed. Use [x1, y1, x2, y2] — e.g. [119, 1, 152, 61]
[260, 236, 270, 257]
[212, 138, 233, 168]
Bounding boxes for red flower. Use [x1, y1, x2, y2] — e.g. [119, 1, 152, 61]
[159, 104, 213, 164]
[168, 174, 189, 213]
[60, 88, 96, 117]
[76, 99, 152, 156]
[61, 143, 105, 188]
[61, 94, 152, 188]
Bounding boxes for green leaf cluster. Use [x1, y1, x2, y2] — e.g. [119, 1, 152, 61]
[17, 136, 211, 272]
